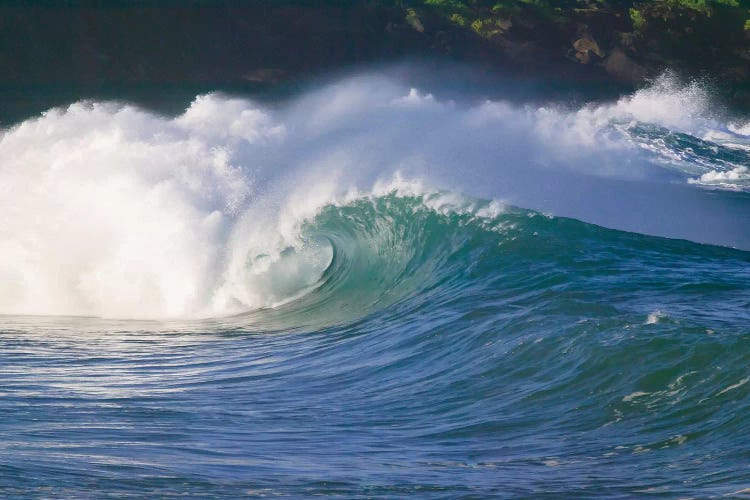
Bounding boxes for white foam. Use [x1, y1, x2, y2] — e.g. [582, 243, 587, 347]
[392, 87, 436, 107]
[603, 74, 710, 131]
[0, 102, 251, 318]
[623, 391, 650, 402]
[0, 74, 743, 318]
[717, 377, 749, 396]
[688, 165, 750, 189]
[646, 311, 665, 324]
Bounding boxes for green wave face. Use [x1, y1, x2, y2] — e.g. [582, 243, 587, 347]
[171, 192, 750, 496]
[2, 190, 749, 497]
[3, 75, 750, 497]
[242, 192, 750, 336]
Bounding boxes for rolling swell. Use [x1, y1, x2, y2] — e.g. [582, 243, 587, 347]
[2, 72, 750, 497]
[2, 193, 749, 496]
[211, 196, 750, 497]
[258, 193, 506, 328]
[2, 72, 750, 319]
[247, 191, 749, 332]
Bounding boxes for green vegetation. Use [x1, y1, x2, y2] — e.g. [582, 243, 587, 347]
[391, 0, 750, 89]
[405, 0, 750, 27]
[401, 0, 750, 45]
[5, 0, 750, 110]
[629, 8, 646, 31]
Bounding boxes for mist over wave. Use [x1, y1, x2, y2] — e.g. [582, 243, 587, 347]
[1, 72, 748, 319]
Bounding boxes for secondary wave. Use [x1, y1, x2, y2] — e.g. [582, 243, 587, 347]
[1, 72, 749, 319]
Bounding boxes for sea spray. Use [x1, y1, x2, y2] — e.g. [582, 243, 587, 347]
[1, 73, 750, 497]
[1, 73, 749, 318]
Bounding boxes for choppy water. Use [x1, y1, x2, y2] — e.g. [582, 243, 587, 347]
[1, 72, 749, 497]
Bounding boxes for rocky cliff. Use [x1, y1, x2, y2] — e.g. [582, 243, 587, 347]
[2, 1, 750, 106]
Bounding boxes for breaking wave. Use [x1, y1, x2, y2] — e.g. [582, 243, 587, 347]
[1, 72, 748, 318]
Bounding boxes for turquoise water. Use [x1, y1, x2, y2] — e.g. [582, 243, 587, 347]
[1, 74, 750, 497]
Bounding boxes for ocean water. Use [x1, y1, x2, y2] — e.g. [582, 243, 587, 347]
[1, 73, 749, 498]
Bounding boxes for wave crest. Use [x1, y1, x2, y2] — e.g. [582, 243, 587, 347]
[1, 73, 749, 318]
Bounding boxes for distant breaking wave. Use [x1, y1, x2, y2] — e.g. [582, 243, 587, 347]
[1, 72, 749, 319]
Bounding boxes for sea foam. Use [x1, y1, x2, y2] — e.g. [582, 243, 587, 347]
[0, 73, 746, 318]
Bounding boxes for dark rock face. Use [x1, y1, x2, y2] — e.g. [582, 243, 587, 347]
[603, 48, 647, 83]
[2, 1, 750, 108]
[573, 36, 603, 64]
[0, 3, 425, 85]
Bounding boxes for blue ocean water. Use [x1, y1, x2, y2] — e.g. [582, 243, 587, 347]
[1, 74, 749, 497]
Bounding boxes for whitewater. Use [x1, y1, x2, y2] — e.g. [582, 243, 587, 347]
[1, 73, 749, 497]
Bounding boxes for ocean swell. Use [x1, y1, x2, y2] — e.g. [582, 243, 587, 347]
[1, 73, 749, 319]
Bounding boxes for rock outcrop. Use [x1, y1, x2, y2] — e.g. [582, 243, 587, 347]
[2, 1, 750, 108]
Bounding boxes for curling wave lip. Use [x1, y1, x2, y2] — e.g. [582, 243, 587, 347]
[1, 73, 749, 319]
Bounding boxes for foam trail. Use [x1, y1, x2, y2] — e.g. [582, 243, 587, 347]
[0, 73, 748, 318]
